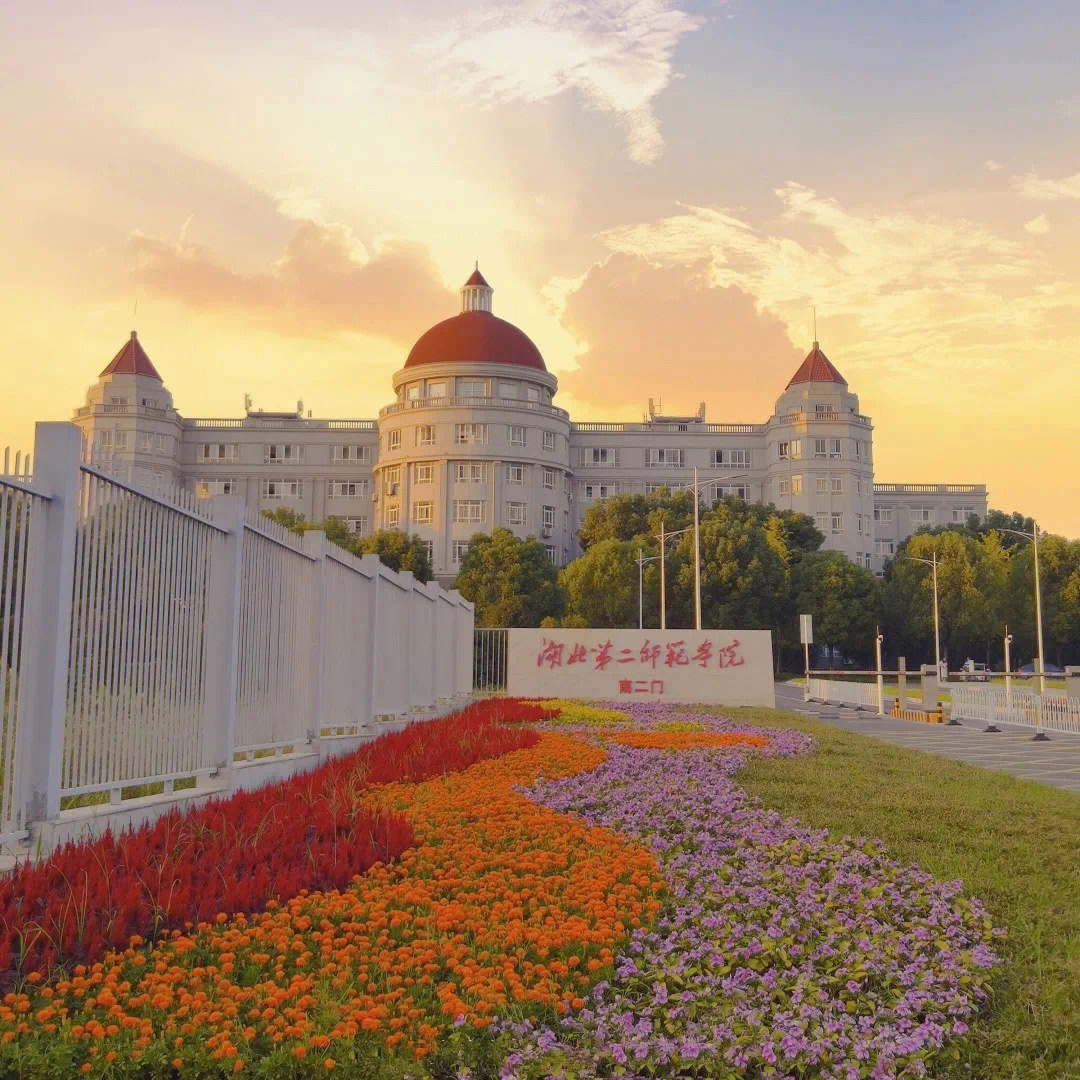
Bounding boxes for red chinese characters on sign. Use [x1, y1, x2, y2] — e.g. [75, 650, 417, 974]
[536, 638, 564, 669]
[717, 638, 744, 669]
[592, 640, 614, 671]
[617, 679, 665, 695]
[539, 636, 745, 677]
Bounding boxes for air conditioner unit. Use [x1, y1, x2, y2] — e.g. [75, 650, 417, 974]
[540, 527, 551, 538]
[371, 491, 379, 502]
[388, 483, 399, 495]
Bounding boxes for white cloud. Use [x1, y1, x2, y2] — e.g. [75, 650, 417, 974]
[1024, 214, 1050, 234]
[985, 160, 1003, 171]
[598, 184, 1061, 375]
[420, 1, 705, 164]
[1011, 171, 1080, 199]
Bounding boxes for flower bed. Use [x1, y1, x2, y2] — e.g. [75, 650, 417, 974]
[0, 700, 540, 985]
[504, 703, 1003, 1079]
[1, 698, 1003, 1079]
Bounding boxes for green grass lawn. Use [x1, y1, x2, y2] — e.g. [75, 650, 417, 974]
[716, 704, 1080, 1080]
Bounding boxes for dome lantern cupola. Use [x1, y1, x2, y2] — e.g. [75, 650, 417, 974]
[460, 263, 493, 313]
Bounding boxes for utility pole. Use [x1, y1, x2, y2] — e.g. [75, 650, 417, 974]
[659, 518, 666, 631]
[693, 466, 701, 631]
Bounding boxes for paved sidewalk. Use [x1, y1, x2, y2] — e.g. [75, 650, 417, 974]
[774, 682, 1080, 796]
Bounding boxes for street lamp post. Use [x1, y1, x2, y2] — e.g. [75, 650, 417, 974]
[1001, 525, 1047, 696]
[635, 548, 659, 630]
[902, 551, 941, 677]
[655, 521, 690, 630]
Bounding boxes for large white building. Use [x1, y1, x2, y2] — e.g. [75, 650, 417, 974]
[73, 267, 987, 583]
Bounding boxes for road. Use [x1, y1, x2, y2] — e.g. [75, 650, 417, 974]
[774, 680, 1080, 795]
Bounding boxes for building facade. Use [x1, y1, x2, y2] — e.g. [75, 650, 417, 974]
[73, 268, 987, 584]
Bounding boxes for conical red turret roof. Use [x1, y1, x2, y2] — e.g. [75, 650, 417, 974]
[786, 342, 846, 388]
[100, 331, 162, 380]
[463, 266, 490, 288]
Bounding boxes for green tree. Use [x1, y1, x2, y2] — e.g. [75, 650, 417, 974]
[454, 529, 563, 627]
[261, 507, 311, 534]
[351, 530, 433, 583]
[560, 538, 654, 628]
[577, 490, 692, 550]
[792, 550, 880, 665]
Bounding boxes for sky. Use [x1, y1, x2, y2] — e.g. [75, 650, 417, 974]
[3, 0, 1080, 536]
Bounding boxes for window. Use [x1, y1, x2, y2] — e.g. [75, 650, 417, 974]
[875, 539, 895, 557]
[790, 439, 802, 460]
[505, 464, 525, 485]
[96, 430, 113, 448]
[791, 475, 803, 496]
[455, 423, 488, 444]
[646, 447, 683, 468]
[541, 505, 556, 529]
[453, 500, 485, 523]
[815, 475, 828, 494]
[427, 381, 447, 399]
[499, 382, 518, 399]
[328, 480, 368, 498]
[831, 513, 844, 534]
[454, 462, 488, 483]
[584, 483, 618, 500]
[341, 516, 367, 535]
[815, 403, 835, 415]
[384, 466, 401, 494]
[506, 501, 527, 526]
[508, 425, 526, 447]
[112, 431, 129, 450]
[815, 512, 829, 532]
[712, 448, 750, 469]
[874, 507, 893, 524]
[831, 476, 843, 494]
[414, 463, 434, 484]
[387, 430, 401, 452]
[814, 439, 827, 458]
[777, 441, 789, 460]
[199, 443, 238, 462]
[542, 431, 556, 452]
[719, 485, 748, 501]
[333, 444, 371, 464]
[545, 545, 557, 564]
[542, 466, 556, 490]
[386, 506, 400, 528]
[457, 378, 486, 397]
[952, 506, 975, 522]
[265, 444, 304, 464]
[830, 438, 842, 458]
[526, 386, 541, 402]
[581, 447, 618, 466]
[911, 507, 935, 525]
[416, 424, 435, 446]
[421, 540, 433, 563]
[413, 501, 433, 524]
[406, 384, 421, 401]
[453, 540, 470, 563]
[854, 440, 865, 460]
[263, 480, 303, 499]
[195, 478, 236, 498]
[779, 479, 790, 496]
[108, 395, 129, 407]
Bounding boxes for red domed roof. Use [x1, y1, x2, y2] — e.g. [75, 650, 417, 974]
[404, 310, 546, 371]
[786, 342, 846, 388]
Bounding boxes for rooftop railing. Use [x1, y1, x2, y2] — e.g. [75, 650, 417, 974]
[379, 396, 570, 421]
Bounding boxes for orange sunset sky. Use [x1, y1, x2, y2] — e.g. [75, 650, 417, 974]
[3, 1, 1080, 537]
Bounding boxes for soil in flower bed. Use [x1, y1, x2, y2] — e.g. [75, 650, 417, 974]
[0, 698, 543, 985]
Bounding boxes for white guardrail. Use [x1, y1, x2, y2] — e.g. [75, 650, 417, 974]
[951, 685, 1080, 736]
[806, 677, 881, 711]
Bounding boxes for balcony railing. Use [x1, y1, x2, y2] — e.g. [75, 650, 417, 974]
[571, 421, 762, 434]
[873, 483, 986, 495]
[380, 397, 570, 421]
[183, 417, 377, 431]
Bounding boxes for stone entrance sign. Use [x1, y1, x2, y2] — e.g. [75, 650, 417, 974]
[506, 629, 775, 707]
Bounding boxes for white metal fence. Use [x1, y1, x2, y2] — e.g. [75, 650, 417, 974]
[3, 422, 474, 850]
[0, 449, 38, 842]
[806, 677, 882, 711]
[951, 685, 1080, 735]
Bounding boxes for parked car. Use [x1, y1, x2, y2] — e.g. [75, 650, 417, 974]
[956, 659, 991, 682]
[1018, 661, 1064, 675]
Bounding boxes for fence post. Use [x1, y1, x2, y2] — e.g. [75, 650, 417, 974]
[202, 496, 245, 776]
[19, 422, 82, 824]
[398, 570, 416, 715]
[301, 530, 329, 743]
[457, 595, 474, 699]
[360, 554, 381, 723]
